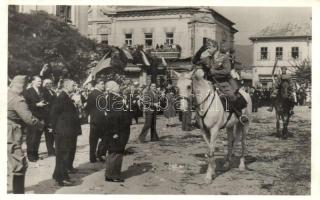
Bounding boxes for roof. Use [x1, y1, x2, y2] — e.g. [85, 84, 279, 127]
[107, 6, 235, 27]
[249, 22, 311, 40]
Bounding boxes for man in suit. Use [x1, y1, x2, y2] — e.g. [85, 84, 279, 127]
[104, 81, 131, 182]
[86, 78, 107, 163]
[42, 79, 56, 156]
[23, 76, 47, 161]
[50, 79, 82, 186]
[138, 83, 160, 142]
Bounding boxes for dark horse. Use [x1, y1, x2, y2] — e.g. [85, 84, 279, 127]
[274, 81, 294, 139]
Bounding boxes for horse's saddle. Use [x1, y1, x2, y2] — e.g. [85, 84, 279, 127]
[219, 94, 232, 112]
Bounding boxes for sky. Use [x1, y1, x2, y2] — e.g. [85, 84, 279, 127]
[213, 7, 312, 45]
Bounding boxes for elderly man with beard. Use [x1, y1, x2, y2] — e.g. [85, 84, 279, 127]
[50, 79, 82, 186]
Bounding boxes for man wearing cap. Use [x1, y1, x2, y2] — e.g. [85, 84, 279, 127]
[192, 39, 249, 124]
[8, 75, 44, 193]
[268, 66, 296, 114]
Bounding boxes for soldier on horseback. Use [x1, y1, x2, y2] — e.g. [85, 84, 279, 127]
[192, 38, 249, 125]
[267, 66, 295, 115]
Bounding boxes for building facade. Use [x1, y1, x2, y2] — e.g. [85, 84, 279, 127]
[249, 23, 312, 87]
[88, 6, 238, 59]
[17, 5, 89, 36]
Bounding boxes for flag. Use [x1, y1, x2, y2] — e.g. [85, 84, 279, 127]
[140, 51, 150, 66]
[121, 48, 134, 60]
[161, 57, 167, 66]
[83, 53, 111, 86]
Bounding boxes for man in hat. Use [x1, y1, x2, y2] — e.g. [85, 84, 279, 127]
[268, 66, 296, 114]
[8, 75, 44, 193]
[192, 38, 249, 124]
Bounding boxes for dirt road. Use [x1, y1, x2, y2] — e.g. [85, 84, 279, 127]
[8, 106, 311, 195]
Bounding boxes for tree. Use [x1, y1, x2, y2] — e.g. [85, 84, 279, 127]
[289, 58, 311, 83]
[8, 8, 97, 82]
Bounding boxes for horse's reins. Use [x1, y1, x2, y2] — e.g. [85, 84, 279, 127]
[186, 69, 232, 131]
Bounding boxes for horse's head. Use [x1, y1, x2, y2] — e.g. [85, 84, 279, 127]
[279, 80, 290, 99]
[174, 68, 204, 111]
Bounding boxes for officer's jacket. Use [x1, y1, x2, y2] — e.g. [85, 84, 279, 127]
[8, 89, 43, 129]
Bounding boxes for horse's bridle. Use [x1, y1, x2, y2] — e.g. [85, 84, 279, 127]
[182, 70, 216, 119]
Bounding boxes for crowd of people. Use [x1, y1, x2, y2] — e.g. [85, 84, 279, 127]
[8, 40, 311, 193]
[7, 63, 192, 193]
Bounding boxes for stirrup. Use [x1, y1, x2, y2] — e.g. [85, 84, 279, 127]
[239, 115, 249, 125]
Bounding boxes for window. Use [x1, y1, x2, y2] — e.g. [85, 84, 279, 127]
[275, 47, 283, 60]
[166, 32, 174, 45]
[100, 34, 108, 44]
[56, 5, 72, 23]
[291, 47, 299, 59]
[125, 34, 133, 47]
[145, 33, 153, 47]
[260, 47, 268, 60]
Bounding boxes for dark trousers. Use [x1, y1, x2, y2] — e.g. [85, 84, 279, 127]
[182, 111, 192, 131]
[89, 124, 107, 161]
[26, 126, 42, 159]
[139, 111, 159, 141]
[44, 128, 55, 155]
[53, 134, 77, 182]
[105, 152, 123, 179]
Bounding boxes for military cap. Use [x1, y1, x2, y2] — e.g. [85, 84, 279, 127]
[204, 38, 218, 48]
[10, 75, 27, 87]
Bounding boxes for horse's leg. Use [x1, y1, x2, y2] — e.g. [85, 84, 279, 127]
[282, 114, 290, 139]
[224, 125, 234, 170]
[276, 112, 280, 137]
[205, 126, 219, 184]
[239, 122, 248, 171]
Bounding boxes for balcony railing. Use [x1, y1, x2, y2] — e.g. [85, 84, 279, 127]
[150, 51, 181, 59]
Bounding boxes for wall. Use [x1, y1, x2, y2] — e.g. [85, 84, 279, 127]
[19, 5, 56, 14]
[252, 38, 311, 67]
[109, 14, 191, 58]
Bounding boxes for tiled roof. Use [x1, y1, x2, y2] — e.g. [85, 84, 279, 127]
[250, 22, 311, 39]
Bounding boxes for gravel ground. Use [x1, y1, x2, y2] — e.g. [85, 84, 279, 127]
[7, 106, 311, 195]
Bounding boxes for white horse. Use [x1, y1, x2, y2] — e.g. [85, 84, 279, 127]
[174, 69, 252, 184]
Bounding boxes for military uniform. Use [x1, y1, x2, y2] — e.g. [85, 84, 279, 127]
[8, 75, 44, 193]
[271, 74, 295, 101]
[193, 39, 248, 124]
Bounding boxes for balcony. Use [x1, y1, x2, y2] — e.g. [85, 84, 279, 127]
[150, 51, 181, 59]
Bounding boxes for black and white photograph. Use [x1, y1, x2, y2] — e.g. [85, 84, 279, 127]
[2, 0, 319, 197]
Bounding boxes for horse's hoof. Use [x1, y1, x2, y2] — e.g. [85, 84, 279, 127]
[205, 177, 212, 184]
[239, 165, 246, 171]
[223, 161, 231, 170]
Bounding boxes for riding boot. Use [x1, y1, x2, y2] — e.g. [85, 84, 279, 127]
[12, 175, 25, 194]
[231, 94, 248, 125]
